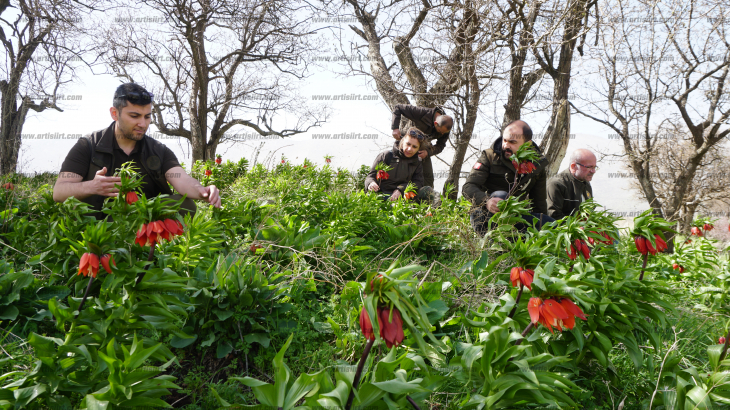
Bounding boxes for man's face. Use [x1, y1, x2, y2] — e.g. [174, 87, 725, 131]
[111, 103, 152, 141]
[401, 136, 421, 158]
[571, 154, 597, 182]
[501, 129, 526, 160]
[433, 117, 452, 135]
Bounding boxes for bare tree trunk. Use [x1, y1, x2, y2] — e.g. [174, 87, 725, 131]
[535, 0, 592, 176]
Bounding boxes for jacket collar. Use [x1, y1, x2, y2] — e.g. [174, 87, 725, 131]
[95, 122, 117, 154]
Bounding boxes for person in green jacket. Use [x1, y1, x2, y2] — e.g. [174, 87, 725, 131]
[546, 149, 596, 220]
[462, 120, 554, 235]
[365, 128, 441, 206]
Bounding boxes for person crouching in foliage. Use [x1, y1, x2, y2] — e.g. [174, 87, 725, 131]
[364, 128, 441, 207]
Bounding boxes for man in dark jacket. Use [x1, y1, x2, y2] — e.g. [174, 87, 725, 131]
[365, 128, 440, 205]
[390, 104, 453, 188]
[53, 83, 221, 218]
[462, 120, 554, 235]
[547, 148, 596, 219]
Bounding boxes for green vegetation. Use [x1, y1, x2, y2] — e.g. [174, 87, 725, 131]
[0, 159, 729, 409]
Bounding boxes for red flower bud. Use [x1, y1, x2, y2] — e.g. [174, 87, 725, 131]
[100, 254, 116, 274]
[125, 191, 139, 205]
[720, 336, 726, 345]
[635, 236, 648, 255]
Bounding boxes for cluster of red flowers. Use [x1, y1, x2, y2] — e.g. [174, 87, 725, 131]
[404, 191, 416, 200]
[78, 253, 115, 278]
[588, 231, 614, 246]
[135, 219, 184, 246]
[376, 170, 390, 180]
[634, 234, 667, 255]
[205, 169, 212, 176]
[528, 297, 587, 333]
[125, 191, 139, 205]
[510, 267, 534, 290]
[720, 336, 726, 344]
[691, 224, 714, 236]
[567, 239, 590, 260]
[325, 158, 332, 164]
[512, 160, 537, 175]
[2, 183, 13, 190]
[672, 263, 685, 273]
[359, 306, 405, 348]
[215, 156, 222, 165]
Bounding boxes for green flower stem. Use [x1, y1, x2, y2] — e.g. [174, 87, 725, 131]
[639, 253, 649, 280]
[507, 285, 524, 319]
[345, 338, 375, 410]
[74, 275, 95, 319]
[574, 333, 596, 364]
[135, 242, 157, 285]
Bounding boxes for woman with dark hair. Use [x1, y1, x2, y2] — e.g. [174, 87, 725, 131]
[364, 128, 441, 206]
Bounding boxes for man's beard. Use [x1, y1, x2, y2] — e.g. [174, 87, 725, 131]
[502, 149, 513, 159]
[121, 128, 144, 141]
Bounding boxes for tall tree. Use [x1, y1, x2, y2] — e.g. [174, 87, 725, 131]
[531, 0, 597, 177]
[572, 0, 730, 234]
[329, 0, 570, 196]
[0, 0, 91, 174]
[101, 0, 328, 163]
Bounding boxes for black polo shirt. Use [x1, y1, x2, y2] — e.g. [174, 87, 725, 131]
[59, 132, 181, 199]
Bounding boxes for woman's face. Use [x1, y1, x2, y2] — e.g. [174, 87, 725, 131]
[401, 136, 421, 158]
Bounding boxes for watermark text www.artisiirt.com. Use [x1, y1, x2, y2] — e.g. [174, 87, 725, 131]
[311, 133, 378, 140]
[311, 94, 378, 101]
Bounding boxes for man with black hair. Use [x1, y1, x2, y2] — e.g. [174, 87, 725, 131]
[390, 104, 453, 188]
[53, 83, 221, 218]
[462, 120, 554, 236]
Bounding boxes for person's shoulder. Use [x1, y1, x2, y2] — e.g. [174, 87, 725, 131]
[480, 148, 497, 164]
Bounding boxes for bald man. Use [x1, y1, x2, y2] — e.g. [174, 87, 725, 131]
[547, 149, 596, 220]
[462, 120, 554, 235]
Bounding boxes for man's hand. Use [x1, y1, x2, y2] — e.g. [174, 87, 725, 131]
[392, 129, 401, 140]
[90, 167, 121, 197]
[487, 197, 503, 213]
[368, 182, 380, 192]
[198, 185, 221, 208]
[418, 150, 428, 159]
[389, 190, 402, 201]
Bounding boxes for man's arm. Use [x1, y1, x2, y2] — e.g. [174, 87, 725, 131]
[165, 166, 221, 208]
[530, 163, 549, 215]
[546, 177, 565, 220]
[430, 133, 449, 156]
[391, 104, 431, 130]
[462, 152, 491, 206]
[53, 168, 121, 202]
[364, 152, 385, 190]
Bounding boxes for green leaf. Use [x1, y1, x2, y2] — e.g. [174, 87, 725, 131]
[216, 341, 233, 359]
[244, 333, 271, 348]
[170, 334, 198, 349]
[0, 305, 19, 320]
